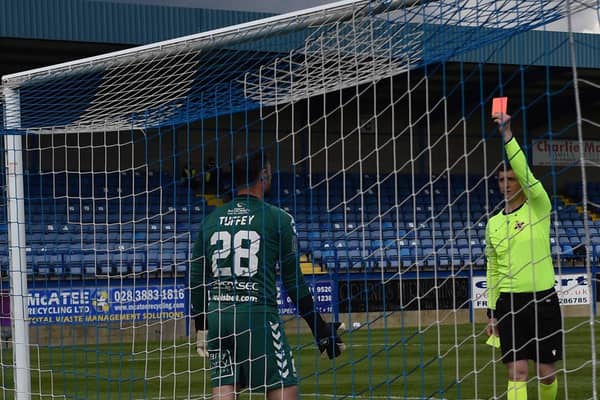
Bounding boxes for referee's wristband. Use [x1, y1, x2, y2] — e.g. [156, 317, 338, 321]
[486, 308, 493, 319]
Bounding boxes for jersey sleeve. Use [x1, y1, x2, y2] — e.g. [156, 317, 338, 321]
[505, 137, 551, 213]
[277, 210, 311, 304]
[485, 223, 500, 310]
[190, 227, 210, 330]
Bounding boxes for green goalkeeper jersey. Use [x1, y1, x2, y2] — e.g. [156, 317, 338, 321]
[485, 138, 555, 310]
[190, 195, 311, 316]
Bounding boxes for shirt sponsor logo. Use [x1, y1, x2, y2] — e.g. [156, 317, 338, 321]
[212, 281, 259, 292]
[209, 293, 258, 303]
[227, 203, 250, 215]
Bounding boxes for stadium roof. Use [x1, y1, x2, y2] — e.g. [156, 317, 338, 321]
[1, 0, 600, 70]
[0, 0, 272, 46]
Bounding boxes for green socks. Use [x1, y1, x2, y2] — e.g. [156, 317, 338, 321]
[539, 379, 558, 400]
[507, 380, 527, 400]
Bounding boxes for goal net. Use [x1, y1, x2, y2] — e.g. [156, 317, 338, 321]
[1, 0, 599, 398]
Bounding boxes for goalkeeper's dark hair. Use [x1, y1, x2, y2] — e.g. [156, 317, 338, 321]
[233, 147, 270, 189]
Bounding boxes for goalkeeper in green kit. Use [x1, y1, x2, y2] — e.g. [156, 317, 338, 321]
[485, 113, 562, 400]
[190, 148, 344, 400]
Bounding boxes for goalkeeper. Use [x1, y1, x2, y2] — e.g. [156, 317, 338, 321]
[190, 148, 344, 400]
[485, 113, 562, 400]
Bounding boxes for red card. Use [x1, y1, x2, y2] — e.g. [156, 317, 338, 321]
[491, 97, 508, 115]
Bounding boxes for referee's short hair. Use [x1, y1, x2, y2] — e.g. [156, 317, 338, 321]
[233, 147, 270, 189]
[498, 161, 513, 174]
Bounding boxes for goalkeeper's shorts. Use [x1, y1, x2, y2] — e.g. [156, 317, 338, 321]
[207, 310, 298, 390]
[495, 288, 563, 364]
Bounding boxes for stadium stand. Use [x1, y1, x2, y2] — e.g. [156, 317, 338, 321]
[0, 171, 598, 277]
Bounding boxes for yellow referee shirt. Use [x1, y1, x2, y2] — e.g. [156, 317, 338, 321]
[485, 138, 555, 310]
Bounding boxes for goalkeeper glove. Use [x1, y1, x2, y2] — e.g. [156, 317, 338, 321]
[314, 321, 346, 359]
[196, 330, 208, 357]
[194, 313, 208, 357]
[296, 294, 345, 359]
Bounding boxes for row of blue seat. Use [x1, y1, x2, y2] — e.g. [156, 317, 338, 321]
[315, 243, 598, 272]
[2, 223, 599, 247]
[16, 171, 600, 196]
[0, 250, 188, 277]
[5, 234, 597, 260]
[1, 244, 594, 277]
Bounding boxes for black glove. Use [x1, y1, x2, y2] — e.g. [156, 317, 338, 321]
[314, 321, 345, 359]
[296, 294, 345, 359]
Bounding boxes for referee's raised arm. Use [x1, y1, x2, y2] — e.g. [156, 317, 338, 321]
[492, 112, 551, 212]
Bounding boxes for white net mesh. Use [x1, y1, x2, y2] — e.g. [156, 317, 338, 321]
[1, 0, 599, 398]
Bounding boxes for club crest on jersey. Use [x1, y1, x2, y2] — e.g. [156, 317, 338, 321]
[514, 221, 526, 232]
[227, 203, 250, 215]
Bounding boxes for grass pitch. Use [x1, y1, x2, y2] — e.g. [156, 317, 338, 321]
[0, 318, 597, 399]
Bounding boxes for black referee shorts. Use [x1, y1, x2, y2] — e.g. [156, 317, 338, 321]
[494, 288, 563, 364]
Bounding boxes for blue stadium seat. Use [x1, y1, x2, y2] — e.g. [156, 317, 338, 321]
[345, 240, 361, 250]
[299, 240, 309, 251]
[371, 240, 383, 249]
[33, 254, 51, 276]
[382, 230, 396, 240]
[175, 252, 188, 273]
[82, 253, 97, 275]
[452, 222, 464, 230]
[594, 245, 600, 262]
[471, 246, 484, 259]
[333, 240, 347, 249]
[420, 229, 432, 239]
[322, 250, 337, 269]
[381, 221, 393, 230]
[131, 252, 146, 274]
[384, 249, 401, 267]
[422, 247, 436, 267]
[459, 248, 472, 262]
[470, 238, 481, 246]
[558, 236, 570, 246]
[307, 240, 321, 250]
[551, 245, 562, 259]
[113, 253, 129, 275]
[561, 245, 574, 258]
[307, 231, 320, 240]
[321, 241, 335, 250]
[419, 238, 432, 248]
[454, 230, 467, 239]
[572, 220, 584, 228]
[146, 252, 161, 273]
[65, 253, 82, 276]
[97, 253, 111, 275]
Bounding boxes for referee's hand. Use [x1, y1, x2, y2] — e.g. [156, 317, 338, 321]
[486, 318, 499, 337]
[492, 112, 512, 143]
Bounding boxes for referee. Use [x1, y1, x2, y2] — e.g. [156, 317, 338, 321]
[485, 113, 562, 400]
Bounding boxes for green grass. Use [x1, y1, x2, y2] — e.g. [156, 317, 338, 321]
[0, 318, 598, 399]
